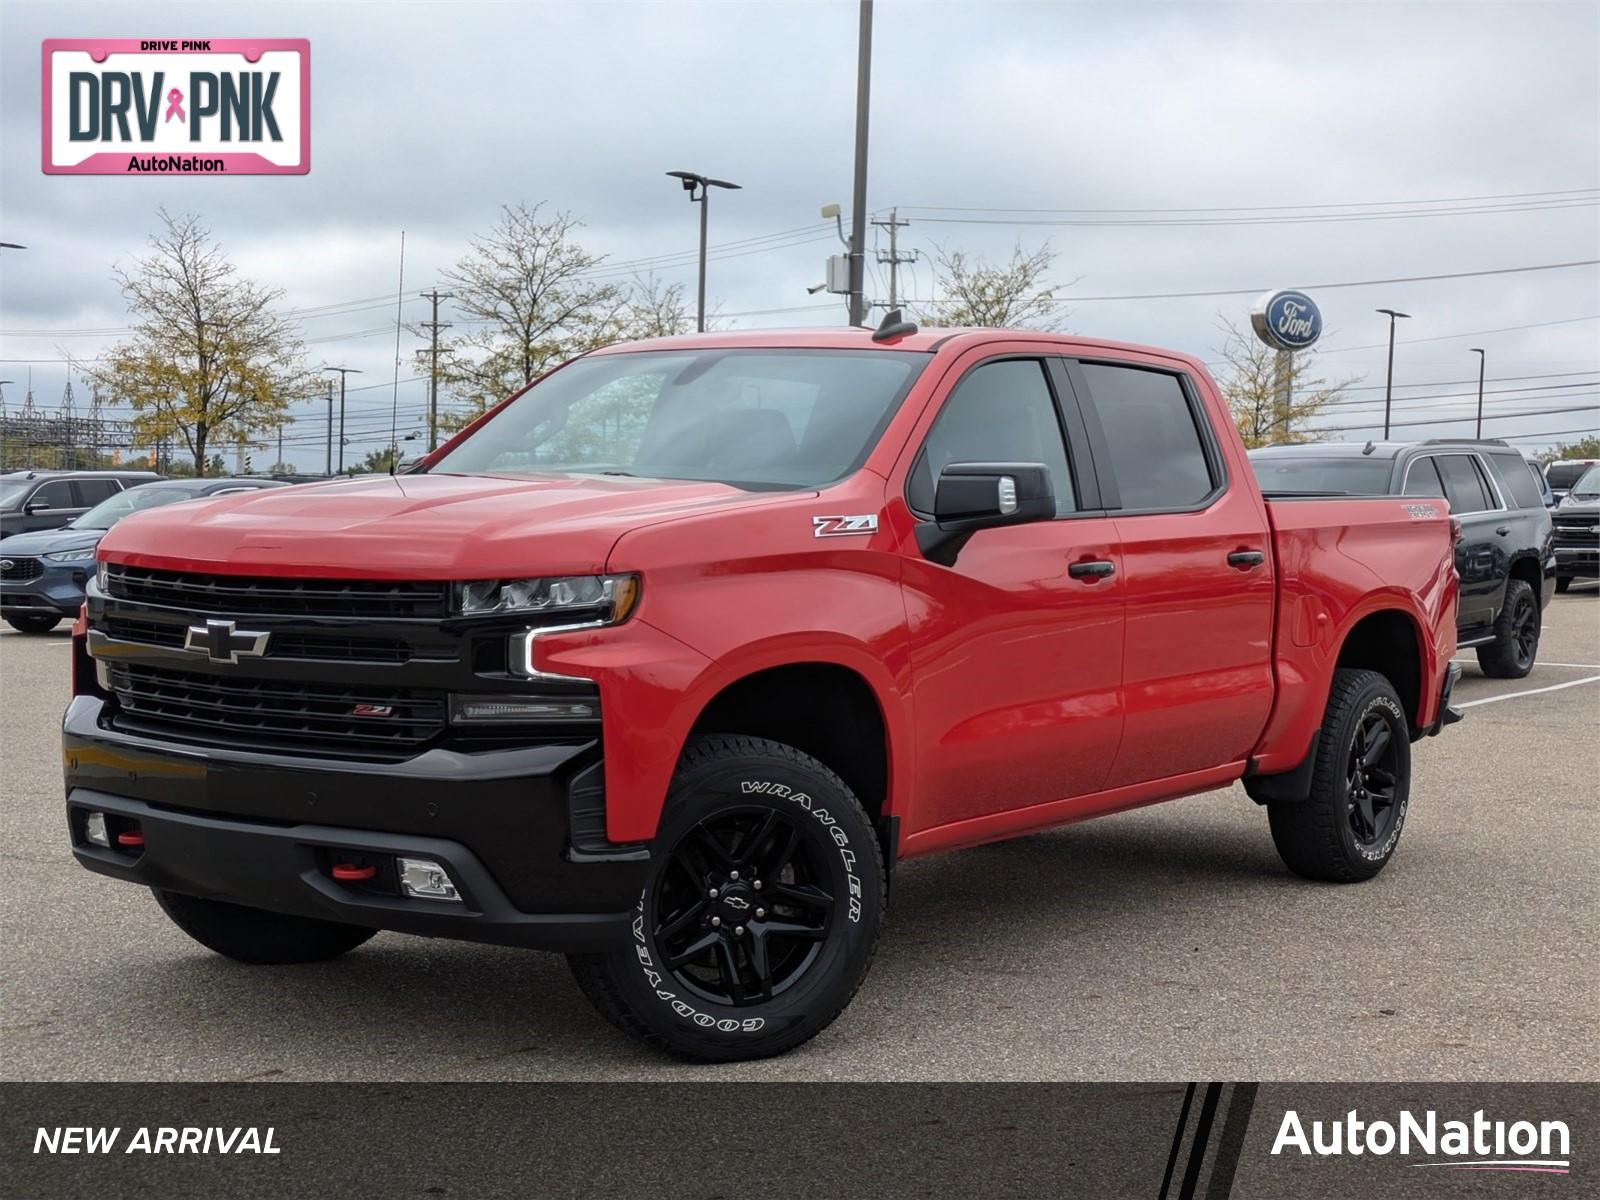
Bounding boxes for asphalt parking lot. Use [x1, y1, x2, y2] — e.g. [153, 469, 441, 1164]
[3, 590, 1596, 1083]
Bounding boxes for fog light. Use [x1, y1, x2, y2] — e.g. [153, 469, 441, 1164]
[84, 811, 109, 847]
[398, 857, 461, 902]
[449, 694, 599, 724]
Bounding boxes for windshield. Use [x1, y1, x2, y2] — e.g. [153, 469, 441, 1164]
[429, 348, 930, 489]
[70, 486, 198, 530]
[1249, 456, 1396, 495]
[0, 477, 34, 510]
[1547, 462, 1594, 490]
[1572, 465, 1600, 499]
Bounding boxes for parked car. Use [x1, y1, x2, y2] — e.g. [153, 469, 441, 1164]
[0, 477, 285, 632]
[1545, 458, 1598, 505]
[0, 469, 163, 540]
[1250, 439, 1555, 678]
[65, 324, 1460, 1062]
[1552, 463, 1600, 592]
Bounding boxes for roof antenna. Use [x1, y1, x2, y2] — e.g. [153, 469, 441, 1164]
[871, 307, 918, 343]
[1362, 440, 1377, 455]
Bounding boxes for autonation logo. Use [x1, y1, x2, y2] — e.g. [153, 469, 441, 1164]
[1273, 1108, 1571, 1174]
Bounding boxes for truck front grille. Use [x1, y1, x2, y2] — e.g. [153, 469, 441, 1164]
[103, 564, 450, 619]
[106, 662, 447, 754]
[101, 615, 415, 663]
[1554, 514, 1598, 547]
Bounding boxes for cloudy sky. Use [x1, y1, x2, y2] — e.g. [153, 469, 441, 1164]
[3, 0, 1597, 467]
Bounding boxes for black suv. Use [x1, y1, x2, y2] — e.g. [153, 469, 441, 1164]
[1552, 463, 1599, 592]
[1251, 439, 1556, 678]
[0, 470, 163, 540]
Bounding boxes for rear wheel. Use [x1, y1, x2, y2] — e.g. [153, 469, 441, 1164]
[5, 614, 61, 633]
[1268, 668, 1411, 883]
[153, 890, 377, 964]
[569, 735, 886, 1062]
[1476, 578, 1539, 678]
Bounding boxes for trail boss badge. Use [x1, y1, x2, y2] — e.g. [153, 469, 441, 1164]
[43, 38, 310, 175]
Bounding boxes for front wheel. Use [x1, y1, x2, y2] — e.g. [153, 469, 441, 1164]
[5, 614, 62, 633]
[569, 735, 886, 1062]
[1268, 668, 1412, 883]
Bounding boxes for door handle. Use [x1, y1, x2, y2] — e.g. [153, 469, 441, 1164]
[1227, 550, 1266, 569]
[1495, 526, 1510, 536]
[1068, 559, 1116, 580]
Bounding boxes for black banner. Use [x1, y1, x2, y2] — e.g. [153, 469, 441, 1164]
[4, 1082, 1592, 1197]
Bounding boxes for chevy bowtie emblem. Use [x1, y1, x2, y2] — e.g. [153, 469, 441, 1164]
[723, 895, 751, 911]
[183, 618, 270, 664]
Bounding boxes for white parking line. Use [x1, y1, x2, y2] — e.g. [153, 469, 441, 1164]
[1456, 675, 1600, 708]
[1453, 659, 1600, 669]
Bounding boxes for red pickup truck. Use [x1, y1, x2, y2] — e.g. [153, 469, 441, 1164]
[65, 323, 1461, 1061]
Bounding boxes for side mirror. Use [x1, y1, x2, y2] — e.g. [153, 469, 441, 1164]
[917, 461, 1055, 565]
[24, 499, 50, 515]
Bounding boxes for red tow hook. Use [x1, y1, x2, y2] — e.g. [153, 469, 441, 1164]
[331, 862, 377, 882]
[116, 829, 145, 848]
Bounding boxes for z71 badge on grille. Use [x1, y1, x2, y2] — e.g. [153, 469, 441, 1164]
[812, 514, 878, 538]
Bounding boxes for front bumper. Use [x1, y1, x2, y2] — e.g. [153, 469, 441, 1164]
[64, 695, 646, 951]
[0, 560, 88, 616]
[1554, 545, 1599, 580]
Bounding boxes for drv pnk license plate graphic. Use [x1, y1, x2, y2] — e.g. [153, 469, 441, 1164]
[42, 39, 310, 175]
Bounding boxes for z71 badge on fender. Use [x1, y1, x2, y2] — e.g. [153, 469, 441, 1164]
[812, 514, 878, 538]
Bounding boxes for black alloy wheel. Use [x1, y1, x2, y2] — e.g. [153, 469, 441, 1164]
[651, 806, 834, 1006]
[1345, 711, 1399, 849]
[1510, 592, 1538, 669]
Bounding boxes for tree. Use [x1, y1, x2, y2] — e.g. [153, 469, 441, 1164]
[915, 241, 1068, 329]
[349, 445, 404, 474]
[616, 272, 696, 340]
[90, 209, 312, 476]
[1213, 318, 1358, 448]
[439, 203, 625, 428]
[1541, 436, 1600, 463]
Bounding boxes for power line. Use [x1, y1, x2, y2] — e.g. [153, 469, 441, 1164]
[1315, 313, 1600, 355]
[904, 198, 1600, 229]
[892, 186, 1600, 216]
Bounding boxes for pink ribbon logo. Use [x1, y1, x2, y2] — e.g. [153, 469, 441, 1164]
[164, 88, 185, 123]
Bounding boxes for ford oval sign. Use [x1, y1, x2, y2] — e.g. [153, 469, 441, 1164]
[1251, 290, 1323, 352]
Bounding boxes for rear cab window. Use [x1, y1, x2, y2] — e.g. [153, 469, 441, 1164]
[1074, 362, 1218, 511]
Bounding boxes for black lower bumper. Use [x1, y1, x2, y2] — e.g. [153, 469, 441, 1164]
[63, 696, 646, 952]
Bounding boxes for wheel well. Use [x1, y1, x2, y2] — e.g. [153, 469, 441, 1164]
[1336, 610, 1423, 731]
[689, 663, 890, 827]
[1508, 554, 1543, 596]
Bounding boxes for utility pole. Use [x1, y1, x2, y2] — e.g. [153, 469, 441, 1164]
[323, 366, 363, 473]
[1470, 347, 1487, 438]
[419, 289, 452, 451]
[1376, 308, 1410, 439]
[871, 208, 916, 309]
[324, 378, 334, 475]
[847, 0, 874, 327]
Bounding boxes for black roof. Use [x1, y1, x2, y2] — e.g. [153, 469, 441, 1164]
[1249, 438, 1512, 462]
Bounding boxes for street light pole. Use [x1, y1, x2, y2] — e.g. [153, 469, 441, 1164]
[1376, 308, 1411, 438]
[848, 0, 874, 327]
[666, 171, 741, 332]
[1470, 347, 1486, 438]
[323, 366, 362, 473]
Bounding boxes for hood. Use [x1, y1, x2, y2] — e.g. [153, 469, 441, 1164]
[97, 471, 802, 577]
[1557, 493, 1600, 514]
[0, 527, 104, 556]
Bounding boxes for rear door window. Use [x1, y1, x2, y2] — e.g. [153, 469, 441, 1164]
[28, 480, 76, 510]
[1251, 456, 1396, 495]
[72, 479, 121, 506]
[1434, 454, 1492, 514]
[1402, 458, 1446, 498]
[1077, 363, 1215, 511]
[1484, 451, 1544, 510]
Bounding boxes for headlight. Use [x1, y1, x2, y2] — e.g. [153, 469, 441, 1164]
[454, 573, 639, 622]
[44, 548, 97, 563]
[96, 560, 109, 591]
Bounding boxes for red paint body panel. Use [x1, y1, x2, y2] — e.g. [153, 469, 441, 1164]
[93, 327, 1459, 859]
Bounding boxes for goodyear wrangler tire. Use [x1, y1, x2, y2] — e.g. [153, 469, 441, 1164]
[1268, 668, 1412, 883]
[568, 735, 886, 1061]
